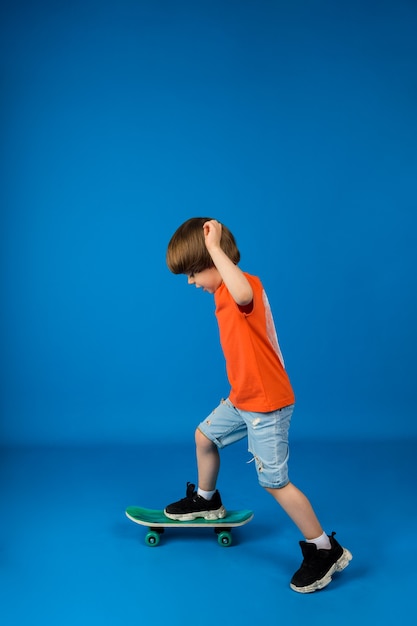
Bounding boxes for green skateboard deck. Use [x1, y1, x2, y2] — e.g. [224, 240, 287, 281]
[125, 506, 254, 547]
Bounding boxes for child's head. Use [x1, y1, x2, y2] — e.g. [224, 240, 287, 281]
[167, 217, 240, 275]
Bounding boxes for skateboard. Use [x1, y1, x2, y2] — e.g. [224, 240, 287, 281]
[125, 506, 254, 547]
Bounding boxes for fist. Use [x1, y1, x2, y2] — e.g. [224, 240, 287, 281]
[203, 219, 222, 250]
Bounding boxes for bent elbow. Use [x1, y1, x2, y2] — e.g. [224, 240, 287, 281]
[236, 287, 254, 307]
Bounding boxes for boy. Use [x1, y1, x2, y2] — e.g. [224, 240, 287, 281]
[164, 217, 352, 593]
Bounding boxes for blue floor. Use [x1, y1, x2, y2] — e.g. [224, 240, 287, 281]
[1, 439, 416, 625]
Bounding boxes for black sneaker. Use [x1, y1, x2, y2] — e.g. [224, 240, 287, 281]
[290, 532, 352, 593]
[164, 482, 227, 521]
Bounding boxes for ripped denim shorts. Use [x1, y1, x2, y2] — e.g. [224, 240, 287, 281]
[197, 398, 294, 489]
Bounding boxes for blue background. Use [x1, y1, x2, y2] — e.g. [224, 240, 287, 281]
[1, 3, 417, 626]
[1, 0, 416, 445]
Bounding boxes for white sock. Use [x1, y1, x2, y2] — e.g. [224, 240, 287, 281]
[307, 531, 331, 550]
[197, 488, 216, 501]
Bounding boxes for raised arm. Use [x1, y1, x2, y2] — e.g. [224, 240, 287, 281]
[203, 220, 253, 306]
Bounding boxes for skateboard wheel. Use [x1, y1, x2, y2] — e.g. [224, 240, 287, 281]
[145, 531, 160, 547]
[217, 531, 232, 547]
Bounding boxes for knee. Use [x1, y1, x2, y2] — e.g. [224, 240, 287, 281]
[264, 482, 290, 496]
[195, 428, 216, 452]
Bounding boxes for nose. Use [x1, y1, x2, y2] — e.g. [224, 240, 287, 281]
[187, 275, 195, 285]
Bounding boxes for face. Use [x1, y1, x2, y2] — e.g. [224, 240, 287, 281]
[187, 267, 222, 294]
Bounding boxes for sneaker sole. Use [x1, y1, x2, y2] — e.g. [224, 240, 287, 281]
[163, 506, 227, 522]
[290, 548, 353, 594]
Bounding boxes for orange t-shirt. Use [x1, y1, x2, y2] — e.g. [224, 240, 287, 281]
[214, 273, 295, 412]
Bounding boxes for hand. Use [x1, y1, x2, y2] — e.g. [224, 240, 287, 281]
[203, 219, 222, 251]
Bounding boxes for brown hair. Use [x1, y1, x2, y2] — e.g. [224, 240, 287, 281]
[166, 217, 241, 274]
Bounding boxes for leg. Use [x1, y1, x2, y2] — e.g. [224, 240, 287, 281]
[165, 400, 243, 521]
[266, 482, 352, 593]
[245, 404, 351, 592]
[265, 482, 323, 540]
[195, 427, 220, 491]
[246, 405, 322, 539]
[196, 398, 247, 491]
[164, 428, 224, 521]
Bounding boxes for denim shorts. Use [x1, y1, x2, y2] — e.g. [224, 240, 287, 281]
[197, 398, 294, 489]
